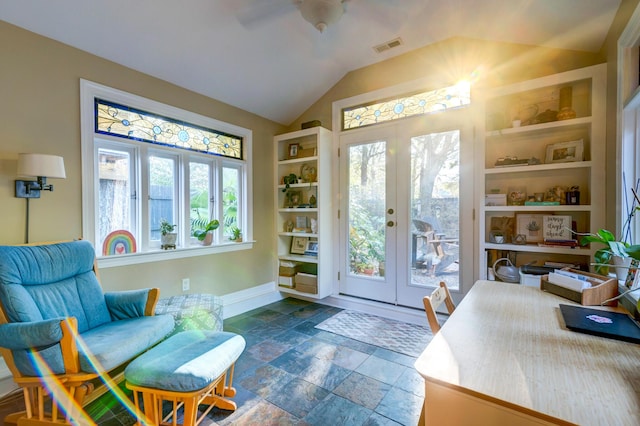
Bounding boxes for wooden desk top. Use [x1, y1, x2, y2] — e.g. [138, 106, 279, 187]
[415, 280, 640, 425]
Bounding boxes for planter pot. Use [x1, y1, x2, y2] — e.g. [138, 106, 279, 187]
[613, 256, 632, 282]
[161, 233, 177, 249]
[200, 232, 213, 246]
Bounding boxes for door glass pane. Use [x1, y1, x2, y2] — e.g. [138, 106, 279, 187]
[189, 162, 210, 240]
[410, 130, 460, 289]
[98, 148, 132, 247]
[348, 141, 386, 277]
[149, 156, 176, 241]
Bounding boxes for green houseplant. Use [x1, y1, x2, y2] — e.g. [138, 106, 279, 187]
[229, 226, 242, 242]
[160, 219, 177, 249]
[192, 218, 219, 245]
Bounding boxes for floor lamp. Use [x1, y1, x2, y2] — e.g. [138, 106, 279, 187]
[15, 153, 66, 244]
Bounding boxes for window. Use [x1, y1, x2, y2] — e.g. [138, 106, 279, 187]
[81, 80, 252, 263]
[342, 81, 471, 130]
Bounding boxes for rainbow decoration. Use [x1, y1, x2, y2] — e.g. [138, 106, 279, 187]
[102, 230, 137, 256]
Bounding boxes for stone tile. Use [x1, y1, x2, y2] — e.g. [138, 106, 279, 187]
[270, 348, 317, 375]
[363, 412, 404, 425]
[292, 320, 323, 336]
[238, 364, 294, 399]
[293, 337, 339, 359]
[247, 339, 293, 362]
[220, 400, 302, 426]
[271, 329, 312, 347]
[314, 329, 350, 345]
[322, 345, 369, 370]
[394, 367, 425, 397]
[267, 377, 330, 418]
[224, 315, 266, 332]
[299, 357, 351, 391]
[250, 309, 289, 323]
[355, 356, 407, 385]
[233, 352, 265, 380]
[374, 387, 423, 426]
[372, 347, 417, 368]
[336, 337, 380, 355]
[304, 394, 372, 426]
[333, 372, 392, 410]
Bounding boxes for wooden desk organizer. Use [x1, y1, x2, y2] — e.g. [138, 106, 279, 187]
[540, 268, 618, 306]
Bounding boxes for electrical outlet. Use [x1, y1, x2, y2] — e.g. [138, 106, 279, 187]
[182, 278, 190, 292]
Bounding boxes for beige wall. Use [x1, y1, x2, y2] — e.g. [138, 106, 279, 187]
[0, 20, 285, 297]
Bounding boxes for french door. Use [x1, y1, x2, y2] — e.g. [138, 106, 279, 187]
[338, 111, 474, 308]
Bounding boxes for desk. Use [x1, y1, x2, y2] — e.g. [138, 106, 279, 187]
[415, 280, 640, 425]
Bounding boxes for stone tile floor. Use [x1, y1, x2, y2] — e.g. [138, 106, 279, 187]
[0, 298, 425, 425]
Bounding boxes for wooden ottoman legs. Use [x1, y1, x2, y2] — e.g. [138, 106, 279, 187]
[129, 363, 239, 426]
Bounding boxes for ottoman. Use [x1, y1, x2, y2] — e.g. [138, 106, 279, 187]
[155, 294, 224, 336]
[125, 330, 246, 426]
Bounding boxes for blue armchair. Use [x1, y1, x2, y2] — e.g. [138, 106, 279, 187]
[0, 240, 175, 425]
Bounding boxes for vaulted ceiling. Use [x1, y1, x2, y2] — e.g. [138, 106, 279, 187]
[0, 0, 622, 125]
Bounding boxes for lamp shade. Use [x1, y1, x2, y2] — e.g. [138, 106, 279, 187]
[17, 153, 66, 179]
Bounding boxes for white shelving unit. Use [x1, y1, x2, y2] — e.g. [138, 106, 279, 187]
[478, 64, 606, 279]
[274, 127, 333, 298]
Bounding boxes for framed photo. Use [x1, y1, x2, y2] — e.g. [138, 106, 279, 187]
[304, 240, 318, 256]
[289, 143, 300, 158]
[290, 236, 309, 255]
[545, 139, 584, 164]
[287, 190, 302, 207]
[516, 213, 544, 243]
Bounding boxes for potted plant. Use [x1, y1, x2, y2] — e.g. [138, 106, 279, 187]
[160, 219, 177, 249]
[579, 229, 640, 275]
[192, 219, 219, 246]
[229, 226, 242, 242]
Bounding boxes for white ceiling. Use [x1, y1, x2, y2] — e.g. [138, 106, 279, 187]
[0, 0, 622, 125]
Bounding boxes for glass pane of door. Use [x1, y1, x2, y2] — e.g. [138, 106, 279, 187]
[348, 141, 387, 278]
[410, 131, 460, 290]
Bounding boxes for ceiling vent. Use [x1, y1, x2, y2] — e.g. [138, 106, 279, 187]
[373, 37, 403, 54]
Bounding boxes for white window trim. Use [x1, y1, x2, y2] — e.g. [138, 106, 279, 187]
[80, 79, 253, 268]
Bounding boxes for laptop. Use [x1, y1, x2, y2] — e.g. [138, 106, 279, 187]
[559, 304, 640, 344]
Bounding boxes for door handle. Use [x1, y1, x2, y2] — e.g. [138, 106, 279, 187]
[387, 221, 394, 227]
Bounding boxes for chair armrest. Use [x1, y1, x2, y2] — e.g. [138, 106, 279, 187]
[105, 288, 160, 320]
[0, 318, 65, 350]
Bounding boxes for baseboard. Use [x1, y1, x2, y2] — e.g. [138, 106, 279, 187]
[221, 281, 284, 319]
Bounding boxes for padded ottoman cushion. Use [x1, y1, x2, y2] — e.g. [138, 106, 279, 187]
[125, 330, 245, 392]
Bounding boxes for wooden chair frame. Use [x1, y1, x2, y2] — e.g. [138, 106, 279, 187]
[422, 281, 456, 334]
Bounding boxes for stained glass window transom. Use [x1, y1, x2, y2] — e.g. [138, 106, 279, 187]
[342, 82, 471, 130]
[95, 99, 243, 159]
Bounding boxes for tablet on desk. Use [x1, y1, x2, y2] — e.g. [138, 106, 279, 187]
[560, 304, 640, 344]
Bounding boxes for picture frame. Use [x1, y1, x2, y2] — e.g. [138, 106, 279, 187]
[287, 190, 302, 208]
[545, 139, 584, 164]
[542, 215, 573, 241]
[304, 240, 318, 256]
[516, 213, 544, 243]
[290, 236, 309, 255]
[289, 143, 300, 158]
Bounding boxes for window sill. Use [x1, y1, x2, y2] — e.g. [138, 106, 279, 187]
[97, 241, 254, 269]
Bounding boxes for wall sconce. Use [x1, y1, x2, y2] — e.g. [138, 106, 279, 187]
[15, 153, 66, 243]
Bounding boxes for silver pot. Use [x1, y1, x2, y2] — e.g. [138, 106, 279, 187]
[493, 258, 520, 283]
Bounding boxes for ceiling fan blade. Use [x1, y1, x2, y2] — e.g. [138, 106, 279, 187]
[236, 0, 298, 28]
